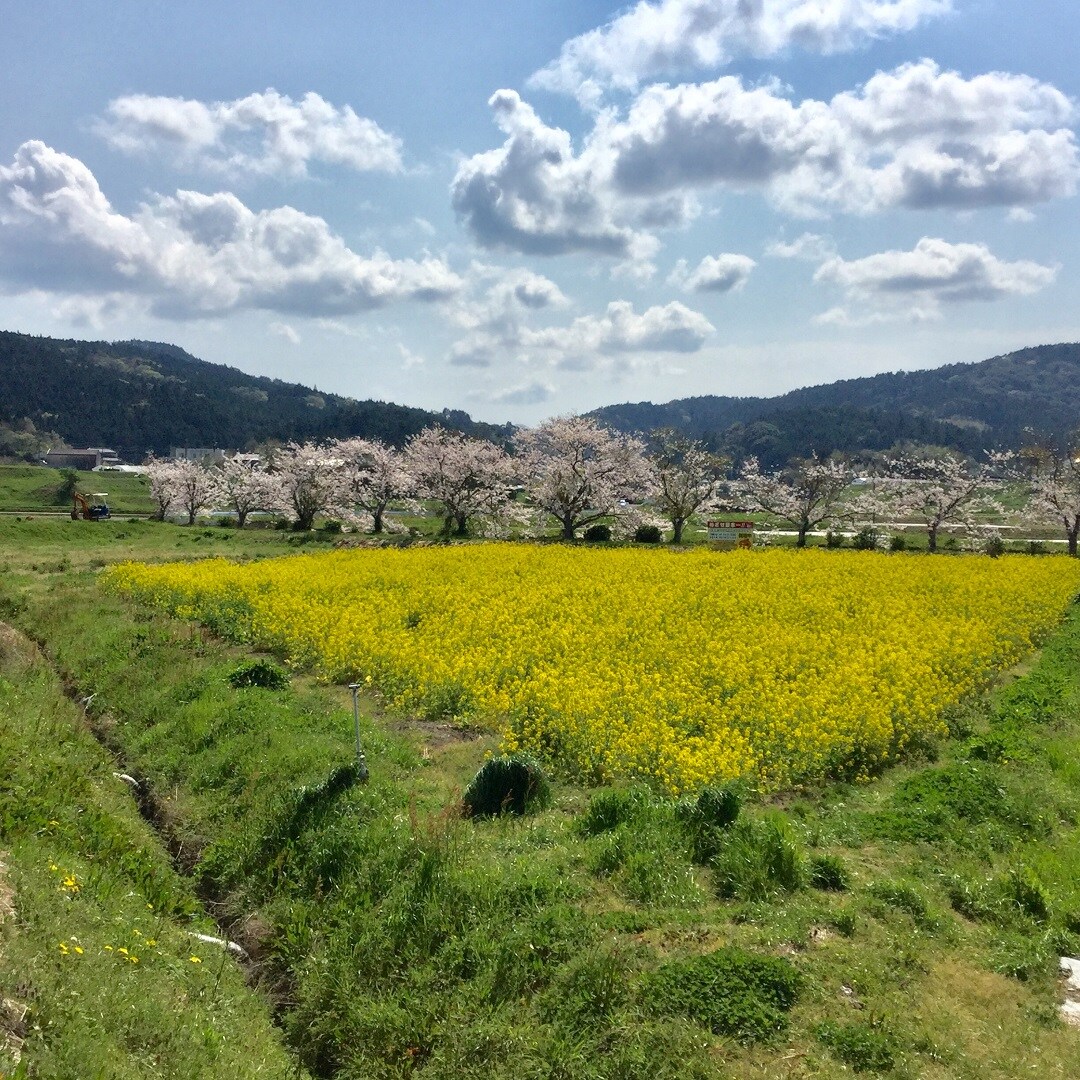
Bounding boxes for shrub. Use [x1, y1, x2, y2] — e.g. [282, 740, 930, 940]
[825, 530, 844, 549]
[1000, 864, 1051, 921]
[889, 534, 907, 552]
[583, 523, 612, 542]
[809, 853, 851, 891]
[712, 813, 806, 901]
[867, 880, 939, 930]
[577, 786, 653, 836]
[985, 533, 1005, 558]
[645, 946, 801, 1042]
[321, 518, 343, 534]
[1028, 540, 1046, 556]
[634, 524, 663, 544]
[463, 755, 550, 817]
[675, 785, 742, 863]
[852, 526, 879, 551]
[228, 657, 290, 690]
[816, 1019, 897, 1072]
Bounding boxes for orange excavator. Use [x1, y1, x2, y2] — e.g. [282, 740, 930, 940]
[71, 492, 111, 521]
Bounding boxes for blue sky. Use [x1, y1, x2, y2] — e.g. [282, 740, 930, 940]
[1, 0, 1078, 424]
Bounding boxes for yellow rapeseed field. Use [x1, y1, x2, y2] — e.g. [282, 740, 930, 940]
[105, 547, 1080, 792]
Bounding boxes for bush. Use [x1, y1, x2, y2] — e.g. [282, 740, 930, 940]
[852, 526, 879, 551]
[985, 533, 1005, 558]
[645, 946, 801, 1042]
[1028, 540, 1046, 556]
[578, 786, 653, 835]
[816, 1019, 897, 1072]
[712, 813, 806, 901]
[825, 530, 844, 549]
[228, 657, 290, 690]
[889, 534, 908, 552]
[676, 785, 742, 863]
[321, 519, 343, 534]
[463, 755, 551, 817]
[634, 524, 663, 544]
[809, 853, 851, 891]
[583, 523, 612, 542]
[867, 880, 939, 930]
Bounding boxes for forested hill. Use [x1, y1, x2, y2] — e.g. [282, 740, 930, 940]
[0, 331, 511, 460]
[590, 343, 1080, 467]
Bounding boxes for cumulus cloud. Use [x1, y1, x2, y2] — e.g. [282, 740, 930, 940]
[604, 61, 1079, 215]
[450, 90, 658, 261]
[446, 265, 569, 368]
[526, 300, 714, 356]
[0, 140, 460, 318]
[96, 89, 403, 178]
[669, 252, 755, 292]
[766, 232, 836, 260]
[530, 0, 952, 104]
[813, 236, 1057, 319]
[488, 380, 557, 405]
[453, 63, 1077, 264]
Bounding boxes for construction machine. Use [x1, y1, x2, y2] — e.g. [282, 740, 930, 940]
[71, 492, 111, 520]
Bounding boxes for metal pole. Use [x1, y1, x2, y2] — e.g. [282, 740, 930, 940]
[347, 683, 369, 782]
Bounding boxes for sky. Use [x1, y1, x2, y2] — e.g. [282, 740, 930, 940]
[1, 0, 1079, 425]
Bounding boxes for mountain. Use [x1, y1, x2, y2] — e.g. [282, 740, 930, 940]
[590, 343, 1080, 467]
[0, 331, 511, 461]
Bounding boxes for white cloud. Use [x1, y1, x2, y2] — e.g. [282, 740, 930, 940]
[450, 90, 658, 261]
[446, 265, 569, 368]
[766, 232, 836, 260]
[0, 141, 461, 319]
[96, 90, 403, 178]
[526, 299, 714, 357]
[453, 62, 1078, 266]
[530, 0, 952, 104]
[814, 236, 1057, 319]
[604, 62, 1079, 215]
[669, 252, 755, 292]
[488, 380, 557, 406]
[270, 320, 301, 344]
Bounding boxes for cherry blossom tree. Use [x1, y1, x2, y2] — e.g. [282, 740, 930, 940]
[648, 430, 726, 544]
[333, 437, 412, 534]
[888, 452, 1007, 553]
[213, 456, 279, 528]
[514, 416, 651, 541]
[1023, 445, 1080, 556]
[404, 426, 514, 536]
[169, 458, 218, 525]
[272, 441, 346, 531]
[144, 456, 180, 521]
[731, 454, 852, 548]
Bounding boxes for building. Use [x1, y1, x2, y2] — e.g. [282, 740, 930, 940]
[43, 447, 121, 470]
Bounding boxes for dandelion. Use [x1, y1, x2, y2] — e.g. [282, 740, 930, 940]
[189, 956, 202, 964]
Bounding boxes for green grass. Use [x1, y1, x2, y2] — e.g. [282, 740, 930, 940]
[0, 465, 157, 515]
[5, 518, 1080, 1077]
[0, 622, 306, 1079]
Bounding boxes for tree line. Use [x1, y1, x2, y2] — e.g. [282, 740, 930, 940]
[144, 418, 1080, 555]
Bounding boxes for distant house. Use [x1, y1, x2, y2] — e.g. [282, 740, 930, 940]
[170, 447, 226, 465]
[43, 447, 121, 470]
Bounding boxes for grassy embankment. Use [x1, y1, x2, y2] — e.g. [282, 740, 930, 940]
[4, 518, 1080, 1077]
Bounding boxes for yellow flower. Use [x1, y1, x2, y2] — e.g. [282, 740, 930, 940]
[189, 956, 202, 964]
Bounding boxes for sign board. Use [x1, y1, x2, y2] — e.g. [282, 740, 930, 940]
[707, 520, 754, 549]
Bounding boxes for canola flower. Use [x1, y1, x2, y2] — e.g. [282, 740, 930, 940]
[105, 546, 1080, 793]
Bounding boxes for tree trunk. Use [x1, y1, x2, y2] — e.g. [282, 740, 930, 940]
[1070, 527, 1078, 557]
[372, 509, 383, 534]
[672, 519, 684, 544]
[454, 512, 468, 536]
[927, 525, 938, 553]
[796, 521, 809, 548]
[236, 510, 248, 528]
[561, 516, 576, 541]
